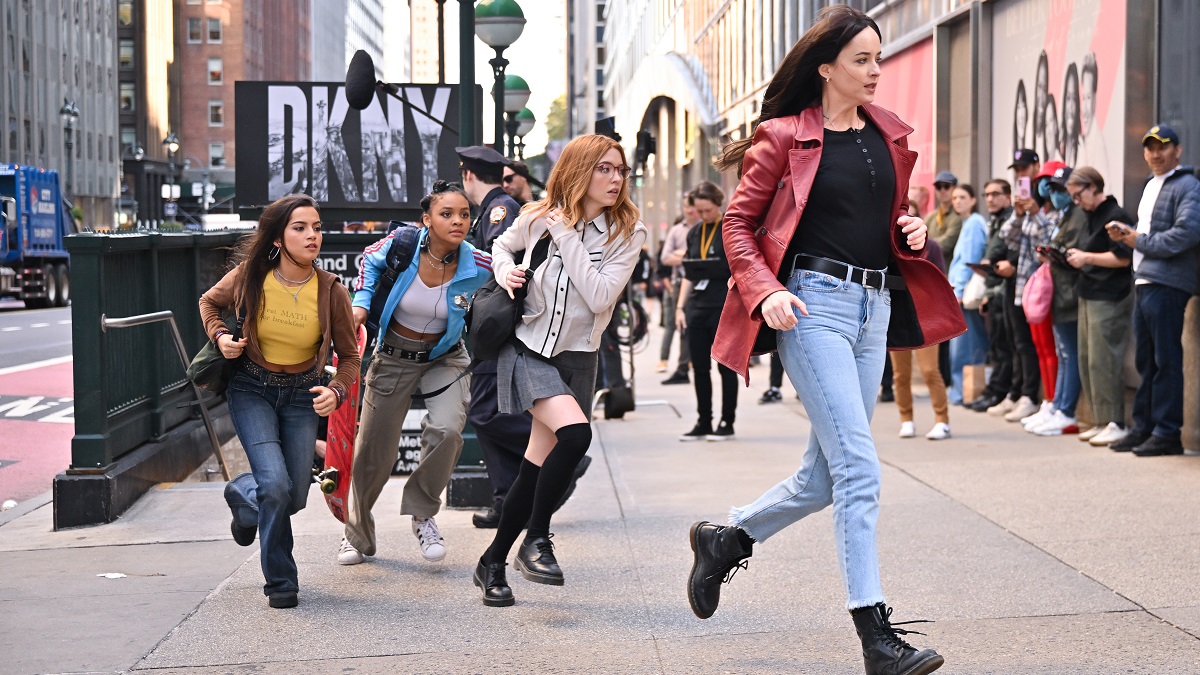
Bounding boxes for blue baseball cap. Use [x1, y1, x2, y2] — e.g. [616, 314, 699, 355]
[1142, 124, 1180, 146]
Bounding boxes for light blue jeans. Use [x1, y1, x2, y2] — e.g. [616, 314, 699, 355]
[730, 267, 891, 610]
[1051, 321, 1080, 417]
[949, 307, 987, 404]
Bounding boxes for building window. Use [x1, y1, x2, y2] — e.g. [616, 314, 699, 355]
[118, 0, 132, 26]
[121, 126, 136, 149]
[208, 100, 224, 126]
[187, 18, 202, 43]
[207, 18, 222, 43]
[209, 142, 225, 168]
[208, 58, 223, 84]
[119, 82, 135, 112]
[118, 40, 134, 69]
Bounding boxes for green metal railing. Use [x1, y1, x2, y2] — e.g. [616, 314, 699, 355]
[66, 231, 242, 470]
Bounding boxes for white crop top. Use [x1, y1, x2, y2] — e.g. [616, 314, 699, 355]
[391, 275, 450, 334]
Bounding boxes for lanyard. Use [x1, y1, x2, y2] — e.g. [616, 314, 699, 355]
[699, 221, 718, 260]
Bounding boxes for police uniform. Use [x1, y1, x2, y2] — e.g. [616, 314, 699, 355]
[455, 146, 532, 524]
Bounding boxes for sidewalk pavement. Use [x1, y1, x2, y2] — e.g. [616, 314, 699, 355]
[4, 324, 1200, 674]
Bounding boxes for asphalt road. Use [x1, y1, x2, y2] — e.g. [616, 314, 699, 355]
[0, 305, 73, 369]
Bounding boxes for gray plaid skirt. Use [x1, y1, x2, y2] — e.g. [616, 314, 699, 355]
[496, 341, 598, 414]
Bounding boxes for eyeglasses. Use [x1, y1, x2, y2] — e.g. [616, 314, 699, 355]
[934, 183, 954, 191]
[1067, 186, 1091, 203]
[595, 162, 632, 179]
[983, 191, 1006, 198]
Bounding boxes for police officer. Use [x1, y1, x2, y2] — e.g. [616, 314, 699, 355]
[456, 146, 532, 528]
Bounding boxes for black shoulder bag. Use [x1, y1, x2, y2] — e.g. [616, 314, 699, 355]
[465, 235, 552, 361]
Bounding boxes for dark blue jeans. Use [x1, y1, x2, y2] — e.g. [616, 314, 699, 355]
[1131, 284, 1191, 441]
[226, 367, 320, 596]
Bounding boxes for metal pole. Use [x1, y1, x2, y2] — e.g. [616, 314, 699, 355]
[505, 112, 519, 158]
[490, 49, 508, 153]
[100, 310, 232, 479]
[458, 0, 476, 147]
[436, 0, 447, 84]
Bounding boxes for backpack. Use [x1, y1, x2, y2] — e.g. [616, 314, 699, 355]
[1021, 263, 1054, 324]
[363, 221, 421, 342]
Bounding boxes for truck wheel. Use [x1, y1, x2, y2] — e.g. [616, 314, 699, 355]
[41, 264, 58, 309]
[55, 264, 70, 307]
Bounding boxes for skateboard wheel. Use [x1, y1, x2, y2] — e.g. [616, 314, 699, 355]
[320, 478, 337, 494]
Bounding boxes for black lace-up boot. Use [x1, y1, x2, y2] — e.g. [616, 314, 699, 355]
[686, 520, 753, 619]
[515, 534, 564, 585]
[473, 558, 514, 607]
[850, 603, 944, 675]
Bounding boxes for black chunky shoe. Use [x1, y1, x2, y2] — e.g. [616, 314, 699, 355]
[515, 535, 564, 585]
[1110, 432, 1150, 452]
[472, 504, 501, 529]
[850, 603, 944, 675]
[474, 559, 514, 607]
[268, 591, 298, 609]
[686, 521, 753, 619]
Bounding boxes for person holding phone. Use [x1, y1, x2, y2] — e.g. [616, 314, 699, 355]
[1063, 166, 1135, 446]
[1104, 125, 1200, 457]
[966, 179, 1015, 412]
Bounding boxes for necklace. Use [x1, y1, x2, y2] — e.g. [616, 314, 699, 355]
[822, 110, 863, 131]
[423, 249, 446, 270]
[273, 268, 313, 305]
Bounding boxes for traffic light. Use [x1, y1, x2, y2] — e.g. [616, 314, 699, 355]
[635, 130, 656, 165]
[594, 117, 621, 142]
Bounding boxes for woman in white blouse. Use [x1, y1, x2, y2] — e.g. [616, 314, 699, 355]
[473, 134, 648, 607]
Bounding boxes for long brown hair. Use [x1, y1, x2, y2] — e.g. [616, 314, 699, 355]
[524, 134, 640, 243]
[231, 193, 321, 321]
[714, 5, 881, 174]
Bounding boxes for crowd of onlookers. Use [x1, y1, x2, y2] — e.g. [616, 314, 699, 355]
[877, 124, 1199, 455]
[651, 124, 1199, 456]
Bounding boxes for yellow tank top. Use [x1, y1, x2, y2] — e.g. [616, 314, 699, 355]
[257, 273, 321, 365]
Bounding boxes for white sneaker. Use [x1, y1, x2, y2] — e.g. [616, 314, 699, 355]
[1078, 426, 1102, 441]
[925, 422, 951, 440]
[1021, 401, 1055, 427]
[1031, 410, 1078, 436]
[1004, 396, 1039, 422]
[899, 421, 915, 438]
[412, 516, 447, 562]
[987, 397, 1016, 416]
[337, 537, 364, 565]
[1089, 422, 1129, 446]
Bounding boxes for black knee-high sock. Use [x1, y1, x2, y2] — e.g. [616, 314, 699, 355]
[483, 459, 540, 565]
[526, 422, 592, 540]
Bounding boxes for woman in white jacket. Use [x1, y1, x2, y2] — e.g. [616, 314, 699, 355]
[473, 134, 648, 607]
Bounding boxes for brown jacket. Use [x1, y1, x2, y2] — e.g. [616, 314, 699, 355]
[713, 104, 966, 383]
[199, 264, 360, 397]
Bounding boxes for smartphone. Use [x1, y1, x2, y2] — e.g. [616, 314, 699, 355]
[1016, 176, 1032, 200]
[1106, 221, 1133, 234]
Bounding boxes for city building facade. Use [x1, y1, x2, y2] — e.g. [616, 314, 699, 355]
[311, 0, 348, 82]
[1, 0, 120, 228]
[176, 0, 311, 214]
[346, 0, 385, 79]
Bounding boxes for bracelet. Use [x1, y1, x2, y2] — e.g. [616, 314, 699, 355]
[213, 329, 230, 346]
[329, 383, 345, 406]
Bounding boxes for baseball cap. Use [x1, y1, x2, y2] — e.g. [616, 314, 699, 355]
[1142, 124, 1180, 146]
[1047, 165, 1073, 187]
[933, 170, 958, 187]
[1035, 160, 1068, 180]
[1008, 148, 1040, 169]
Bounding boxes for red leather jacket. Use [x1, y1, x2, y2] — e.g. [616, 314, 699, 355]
[713, 104, 966, 383]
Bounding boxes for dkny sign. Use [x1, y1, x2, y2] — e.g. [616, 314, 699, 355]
[235, 82, 480, 211]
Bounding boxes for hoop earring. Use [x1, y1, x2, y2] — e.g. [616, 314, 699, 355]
[268, 246, 280, 261]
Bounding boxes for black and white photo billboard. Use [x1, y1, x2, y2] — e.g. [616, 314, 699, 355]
[235, 82, 481, 212]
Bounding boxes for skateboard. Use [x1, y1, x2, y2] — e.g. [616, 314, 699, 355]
[317, 325, 367, 523]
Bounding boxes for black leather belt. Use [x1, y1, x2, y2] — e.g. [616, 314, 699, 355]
[237, 359, 321, 387]
[792, 255, 907, 291]
[379, 342, 460, 362]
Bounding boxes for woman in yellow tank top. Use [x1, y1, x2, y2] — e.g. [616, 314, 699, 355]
[199, 194, 360, 609]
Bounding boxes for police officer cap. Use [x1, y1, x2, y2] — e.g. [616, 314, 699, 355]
[455, 145, 512, 176]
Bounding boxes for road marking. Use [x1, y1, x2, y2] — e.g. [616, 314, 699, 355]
[1, 327, 19, 332]
[57, 320, 71, 325]
[0, 355, 73, 376]
[30, 323, 49, 328]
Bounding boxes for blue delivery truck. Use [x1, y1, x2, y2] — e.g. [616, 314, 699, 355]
[0, 164, 74, 307]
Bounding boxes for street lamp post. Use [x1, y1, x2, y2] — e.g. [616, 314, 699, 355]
[514, 107, 536, 160]
[474, 0, 526, 154]
[499, 73, 531, 159]
[58, 99, 80, 199]
[162, 132, 179, 226]
[118, 142, 145, 229]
